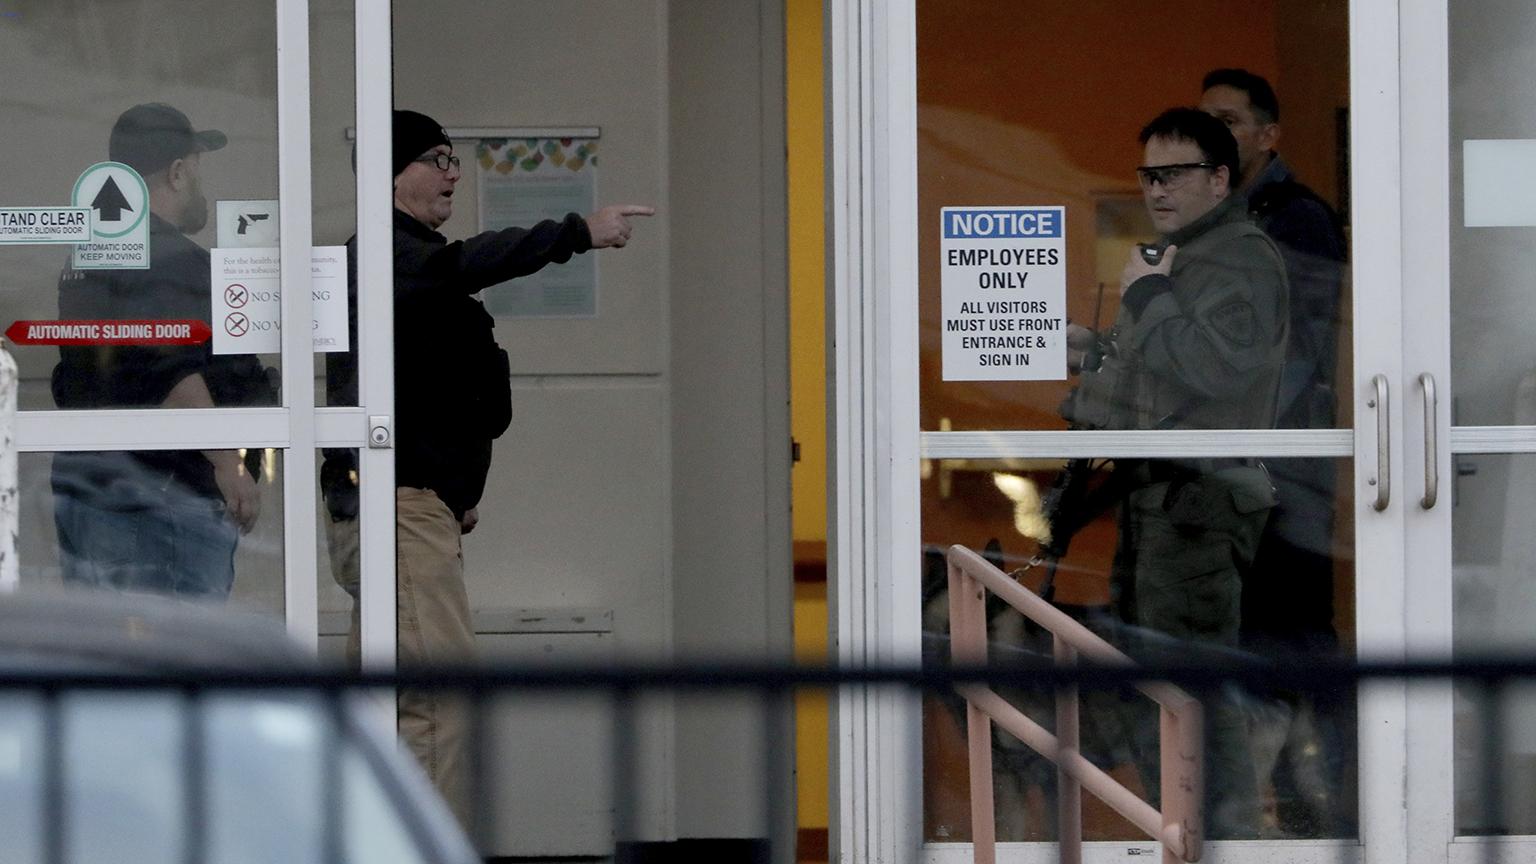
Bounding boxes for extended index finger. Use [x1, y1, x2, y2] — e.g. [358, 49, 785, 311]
[617, 205, 656, 217]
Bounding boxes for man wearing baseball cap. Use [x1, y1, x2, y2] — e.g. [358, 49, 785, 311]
[51, 103, 276, 599]
[321, 109, 652, 828]
[110, 102, 230, 180]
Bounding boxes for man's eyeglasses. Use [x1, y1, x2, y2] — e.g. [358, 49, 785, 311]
[414, 153, 462, 172]
[1135, 161, 1217, 190]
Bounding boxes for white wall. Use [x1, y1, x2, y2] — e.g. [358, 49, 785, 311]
[392, 0, 678, 847]
[393, 0, 790, 848]
[667, 0, 792, 841]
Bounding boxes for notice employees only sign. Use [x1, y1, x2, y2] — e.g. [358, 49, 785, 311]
[940, 206, 1066, 381]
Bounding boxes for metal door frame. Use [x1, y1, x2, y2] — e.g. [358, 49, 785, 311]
[827, 0, 1409, 860]
[15, 0, 398, 669]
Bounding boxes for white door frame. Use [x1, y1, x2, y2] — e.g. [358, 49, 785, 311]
[828, 0, 922, 861]
[15, 0, 397, 666]
[828, 0, 1409, 861]
[1400, 2, 1455, 862]
[352, 0, 397, 672]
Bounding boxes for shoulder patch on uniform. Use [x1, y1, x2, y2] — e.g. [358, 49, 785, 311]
[1208, 299, 1258, 348]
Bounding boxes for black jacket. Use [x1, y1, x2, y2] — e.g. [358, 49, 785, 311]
[52, 214, 276, 506]
[323, 209, 592, 521]
[1244, 155, 1347, 430]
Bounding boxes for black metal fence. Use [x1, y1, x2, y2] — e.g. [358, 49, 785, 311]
[4, 656, 1536, 864]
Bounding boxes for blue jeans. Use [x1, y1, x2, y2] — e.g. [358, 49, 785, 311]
[55, 490, 238, 600]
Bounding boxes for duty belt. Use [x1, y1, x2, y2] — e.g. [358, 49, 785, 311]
[1134, 457, 1261, 485]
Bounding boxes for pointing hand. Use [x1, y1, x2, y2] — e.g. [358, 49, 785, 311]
[586, 204, 656, 249]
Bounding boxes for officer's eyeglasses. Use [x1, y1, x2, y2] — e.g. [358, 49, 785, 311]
[414, 153, 462, 172]
[1135, 161, 1217, 190]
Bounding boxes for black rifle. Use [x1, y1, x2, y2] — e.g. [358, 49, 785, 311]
[1019, 281, 1131, 600]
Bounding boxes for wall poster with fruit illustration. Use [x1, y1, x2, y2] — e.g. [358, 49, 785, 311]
[476, 134, 599, 317]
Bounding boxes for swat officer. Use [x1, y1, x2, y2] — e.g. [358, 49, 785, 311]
[1065, 107, 1288, 838]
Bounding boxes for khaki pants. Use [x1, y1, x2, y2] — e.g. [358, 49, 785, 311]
[326, 488, 476, 831]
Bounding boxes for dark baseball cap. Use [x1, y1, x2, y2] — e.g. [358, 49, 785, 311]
[393, 109, 451, 177]
[109, 103, 228, 176]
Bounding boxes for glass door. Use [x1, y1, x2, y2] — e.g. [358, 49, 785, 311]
[1404, 1, 1536, 861]
[0, 0, 394, 663]
[830, 1, 1407, 862]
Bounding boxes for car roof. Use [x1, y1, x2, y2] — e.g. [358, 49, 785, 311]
[0, 588, 312, 673]
[0, 589, 480, 864]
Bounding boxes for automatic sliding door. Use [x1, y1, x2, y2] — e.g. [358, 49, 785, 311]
[0, 0, 331, 646]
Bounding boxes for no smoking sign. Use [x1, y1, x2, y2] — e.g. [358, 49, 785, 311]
[210, 246, 349, 355]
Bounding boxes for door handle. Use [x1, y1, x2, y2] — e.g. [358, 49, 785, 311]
[1369, 374, 1390, 512]
[1420, 373, 1438, 510]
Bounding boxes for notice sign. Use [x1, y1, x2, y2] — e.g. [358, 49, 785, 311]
[940, 206, 1066, 381]
[71, 162, 150, 270]
[0, 208, 92, 245]
[211, 246, 349, 355]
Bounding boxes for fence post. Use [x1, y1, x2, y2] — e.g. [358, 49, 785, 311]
[0, 339, 17, 593]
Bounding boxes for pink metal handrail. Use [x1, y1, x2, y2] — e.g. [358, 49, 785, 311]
[946, 544, 1203, 864]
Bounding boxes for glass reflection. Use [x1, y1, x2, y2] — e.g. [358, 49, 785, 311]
[318, 448, 360, 666]
[19, 451, 286, 616]
[922, 456, 1356, 842]
[1454, 454, 1536, 835]
[311, 0, 358, 409]
[0, 1, 280, 408]
[1450, 0, 1536, 427]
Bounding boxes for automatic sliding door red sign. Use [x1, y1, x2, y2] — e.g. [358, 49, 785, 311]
[5, 319, 211, 346]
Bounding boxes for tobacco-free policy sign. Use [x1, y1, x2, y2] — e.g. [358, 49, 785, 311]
[940, 206, 1066, 381]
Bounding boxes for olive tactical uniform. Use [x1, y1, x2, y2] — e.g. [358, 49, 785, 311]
[1109, 193, 1288, 623]
[1071, 192, 1288, 837]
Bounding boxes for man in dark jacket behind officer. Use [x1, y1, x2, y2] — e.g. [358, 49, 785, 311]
[1201, 67, 1350, 836]
[1065, 107, 1288, 838]
[322, 110, 651, 828]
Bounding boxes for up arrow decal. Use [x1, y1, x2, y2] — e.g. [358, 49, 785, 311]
[71, 162, 150, 270]
[90, 176, 133, 223]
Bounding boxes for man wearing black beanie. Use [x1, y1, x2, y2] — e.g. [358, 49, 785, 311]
[323, 109, 651, 828]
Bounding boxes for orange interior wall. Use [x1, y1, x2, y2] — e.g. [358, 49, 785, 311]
[1275, 2, 1352, 214]
[919, 1, 1281, 203]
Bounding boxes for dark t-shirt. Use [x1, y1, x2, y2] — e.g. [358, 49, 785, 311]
[52, 214, 276, 506]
